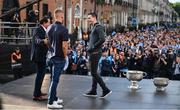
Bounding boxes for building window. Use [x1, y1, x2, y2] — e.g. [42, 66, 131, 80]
[43, 3, 48, 16]
[75, 4, 80, 18]
[84, 9, 87, 15]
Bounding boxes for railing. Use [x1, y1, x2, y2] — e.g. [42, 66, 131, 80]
[0, 22, 37, 45]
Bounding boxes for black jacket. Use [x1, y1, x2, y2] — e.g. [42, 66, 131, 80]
[31, 26, 48, 63]
[87, 23, 105, 53]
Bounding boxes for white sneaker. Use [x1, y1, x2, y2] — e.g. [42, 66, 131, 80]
[47, 101, 63, 109]
[56, 98, 63, 104]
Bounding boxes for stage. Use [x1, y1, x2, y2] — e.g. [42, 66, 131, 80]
[0, 74, 180, 109]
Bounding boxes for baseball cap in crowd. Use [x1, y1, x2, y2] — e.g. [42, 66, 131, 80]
[111, 31, 116, 37]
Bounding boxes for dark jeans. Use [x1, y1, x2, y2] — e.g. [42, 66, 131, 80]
[33, 61, 46, 97]
[13, 68, 23, 79]
[48, 57, 66, 104]
[89, 53, 109, 92]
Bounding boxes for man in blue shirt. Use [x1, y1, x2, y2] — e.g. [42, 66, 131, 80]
[47, 8, 69, 109]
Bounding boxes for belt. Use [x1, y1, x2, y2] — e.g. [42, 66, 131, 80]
[91, 51, 100, 55]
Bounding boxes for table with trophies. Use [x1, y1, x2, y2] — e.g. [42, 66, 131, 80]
[123, 70, 169, 91]
[115, 70, 180, 109]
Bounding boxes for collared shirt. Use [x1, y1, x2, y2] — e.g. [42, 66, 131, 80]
[46, 24, 52, 34]
[47, 21, 69, 59]
[41, 25, 47, 32]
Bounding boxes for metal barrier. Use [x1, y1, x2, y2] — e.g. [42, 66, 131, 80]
[0, 22, 37, 45]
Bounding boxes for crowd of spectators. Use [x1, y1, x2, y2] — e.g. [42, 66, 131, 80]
[64, 27, 180, 80]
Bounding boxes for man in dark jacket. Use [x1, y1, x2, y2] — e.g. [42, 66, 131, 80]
[31, 16, 50, 101]
[83, 12, 112, 98]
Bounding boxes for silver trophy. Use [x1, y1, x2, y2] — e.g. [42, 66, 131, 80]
[153, 77, 169, 91]
[124, 70, 147, 89]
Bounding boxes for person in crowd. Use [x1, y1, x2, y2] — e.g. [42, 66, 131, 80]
[28, 3, 39, 26]
[109, 41, 118, 57]
[31, 16, 50, 101]
[126, 49, 135, 70]
[46, 8, 69, 109]
[107, 51, 116, 76]
[172, 56, 180, 80]
[166, 48, 175, 79]
[152, 49, 167, 78]
[81, 51, 89, 75]
[12, 12, 20, 43]
[77, 51, 88, 75]
[142, 49, 154, 79]
[158, 53, 168, 77]
[11, 47, 23, 79]
[66, 47, 74, 74]
[70, 49, 78, 74]
[99, 49, 112, 76]
[28, 4, 39, 36]
[133, 50, 143, 71]
[114, 53, 121, 77]
[119, 51, 128, 77]
[83, 12, 112, 98]
[68, 24, 179, 80]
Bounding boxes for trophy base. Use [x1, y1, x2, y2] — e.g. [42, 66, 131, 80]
[128, 85, 141, 90]
[156, 87, 166, 91]
[128, 81, 141, 90]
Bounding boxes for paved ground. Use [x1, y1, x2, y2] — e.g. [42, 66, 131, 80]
[0, 74, 180, 110]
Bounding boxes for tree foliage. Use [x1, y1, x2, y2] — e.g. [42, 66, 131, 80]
[96, 0, 105, 5]
[171, 2, 180, 16]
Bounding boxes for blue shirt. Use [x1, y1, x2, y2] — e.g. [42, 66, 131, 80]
[47, 21, 69, 58]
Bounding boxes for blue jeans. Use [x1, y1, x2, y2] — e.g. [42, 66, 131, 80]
[48, 57, 65, 104]
[33, 61, 46, 97]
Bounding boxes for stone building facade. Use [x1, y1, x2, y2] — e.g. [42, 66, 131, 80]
[0, 0, 177, 33]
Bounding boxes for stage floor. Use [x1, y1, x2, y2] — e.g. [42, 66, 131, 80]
[0, 74, 180, 110]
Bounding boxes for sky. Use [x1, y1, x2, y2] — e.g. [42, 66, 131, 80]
[169, 0, 179, 3]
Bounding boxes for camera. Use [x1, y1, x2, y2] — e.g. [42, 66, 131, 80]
[154, 49, 159, 55]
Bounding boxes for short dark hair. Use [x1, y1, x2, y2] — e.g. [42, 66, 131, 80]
[39, 16, 49, 24]
[88, 12, 97, 19]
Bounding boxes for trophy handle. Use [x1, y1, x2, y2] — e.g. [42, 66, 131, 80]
[143, 72, 147, 77]
[121, 69, 128, 77]
[123, 72, 127, 76]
